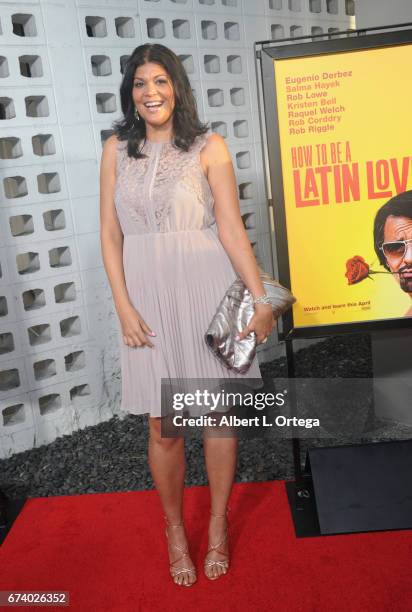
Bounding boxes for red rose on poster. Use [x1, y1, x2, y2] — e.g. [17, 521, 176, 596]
[345, 256, 370, 285]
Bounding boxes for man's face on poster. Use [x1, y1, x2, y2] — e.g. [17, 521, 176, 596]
[382, 215, 412, 295]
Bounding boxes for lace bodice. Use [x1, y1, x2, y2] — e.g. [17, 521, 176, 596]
[114, 131, 216, 235]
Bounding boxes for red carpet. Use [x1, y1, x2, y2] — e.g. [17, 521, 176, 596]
[1, 481, 411, 612]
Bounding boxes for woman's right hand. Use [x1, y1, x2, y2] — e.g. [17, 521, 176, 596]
[118, 304, 156, 348]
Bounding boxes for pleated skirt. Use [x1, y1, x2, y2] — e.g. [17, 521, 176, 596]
[119, 228, 263, 417]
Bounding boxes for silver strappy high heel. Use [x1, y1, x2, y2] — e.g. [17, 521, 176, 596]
[204, 507, 230, 580]
[164, 516, 197, 587]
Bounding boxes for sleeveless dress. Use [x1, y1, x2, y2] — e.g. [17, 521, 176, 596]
[114, 130, 263, 417]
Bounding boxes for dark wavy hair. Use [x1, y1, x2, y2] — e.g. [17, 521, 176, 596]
[373, 190, 412, 270]
[113, 43, 209, 158]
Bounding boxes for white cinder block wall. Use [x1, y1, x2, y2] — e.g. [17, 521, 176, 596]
[0, 0, 355, 458]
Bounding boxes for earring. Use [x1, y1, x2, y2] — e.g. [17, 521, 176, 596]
[134, 107, 140, 122]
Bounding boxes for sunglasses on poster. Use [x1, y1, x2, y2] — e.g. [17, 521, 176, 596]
[380, 238, 412, 260]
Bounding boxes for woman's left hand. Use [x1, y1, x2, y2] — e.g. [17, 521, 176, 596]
[235, 304, 277, 345]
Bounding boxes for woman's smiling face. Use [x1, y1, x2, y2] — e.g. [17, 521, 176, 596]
[132, 62, 175, 133]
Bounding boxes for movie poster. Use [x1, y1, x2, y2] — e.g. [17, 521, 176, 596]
[274, 44, 412, 329]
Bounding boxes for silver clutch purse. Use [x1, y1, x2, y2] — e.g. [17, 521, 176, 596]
[204, 270, 296, 374]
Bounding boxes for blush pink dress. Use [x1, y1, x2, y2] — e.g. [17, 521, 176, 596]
[114, 130, 262, 417]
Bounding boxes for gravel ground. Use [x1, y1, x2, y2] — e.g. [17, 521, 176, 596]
[1, 333, 411, 500]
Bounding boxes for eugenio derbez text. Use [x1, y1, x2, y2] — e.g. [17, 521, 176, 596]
[171, 390, 320, 429]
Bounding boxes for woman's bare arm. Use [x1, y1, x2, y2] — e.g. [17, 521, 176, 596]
[99, 135, 133, 314]
[201, 133, 275, 343]
[201, 133, 267, 300]
[99, 135, 155, 348]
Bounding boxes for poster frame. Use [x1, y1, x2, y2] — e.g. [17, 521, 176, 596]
[257, 25, 412, 339]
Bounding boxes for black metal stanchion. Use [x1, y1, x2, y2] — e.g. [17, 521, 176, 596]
[0, 488, 8, 529]
[284, 337, 319, 535]
[0, 487, 28, 545]
[285, 338, 304, 485]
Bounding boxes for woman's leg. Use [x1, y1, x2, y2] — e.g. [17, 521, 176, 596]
[202, 429, 238, 579]
[148, 416, 196, 586]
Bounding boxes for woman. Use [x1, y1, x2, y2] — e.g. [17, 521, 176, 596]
[100, 43, 276, 587]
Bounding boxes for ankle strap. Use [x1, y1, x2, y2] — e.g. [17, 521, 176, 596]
[164, 515, 184, 527]
[210, 505, 231, 518]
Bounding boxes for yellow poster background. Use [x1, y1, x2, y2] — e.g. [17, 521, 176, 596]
[275, 44, 412, 328]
